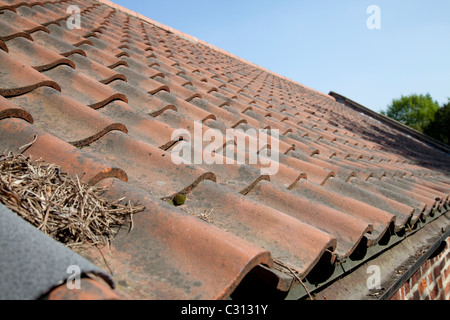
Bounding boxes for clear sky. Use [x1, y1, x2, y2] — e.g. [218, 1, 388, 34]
[113, 0, 450, 113]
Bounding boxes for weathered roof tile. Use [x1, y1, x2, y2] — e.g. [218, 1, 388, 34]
[0, 49, 61, 96]
[0, 0, 448, 301]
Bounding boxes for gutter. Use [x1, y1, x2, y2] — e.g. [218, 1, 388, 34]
[380, 227, 450, 300]
[302, 209, 450, 300]
[230, 207, 450, 300]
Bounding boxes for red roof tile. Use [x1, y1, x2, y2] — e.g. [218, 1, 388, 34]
[5, 36, 75, 71]
[0, 94, 33, 122]
[8, 86, 127, 146]
[46, 278, 120, 300]
[0, 49, 61, 96]
[15, 5, 65, 27]
[83, 178, 272, 300]
[0, 8, 48, 35]
[0, 118, 127, 185]
[42, 64, 127, 109]
[0, 0, 449, 300]
[31, 28, 88, 56]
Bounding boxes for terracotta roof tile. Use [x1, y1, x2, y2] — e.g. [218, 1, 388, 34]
[15, 5, 64, 27]
[42, 65, 127, 109]
[185, 179, 337, 277]
[0, 17, 32, 41]
[45, 23, 92, 47]
[0, 1, 15, 11]
[279, 153, 335, 186]
[0, 118, 127, 185]
[1, 0, 449, 300]
[68, 53, 126, 84]
[88, 34, 128, 57]
[82, 178, 272, 300]
[0, 39, 7, 51]
[28, 4, 67, 21]
[83, 131, 216, 198]
[120, 55, 164, 79]
[107, 78, 174, 116]
[0, 94, 33, 123]
[5, 36, 75, 71]
[0, 49, 61, 96]
[113, 65, 170, 95]
[196, 103, 247, 128]
[46, 278, 120, 301]
[98, 100, 177, 149]
[247, 181, 372, 258]
[77, 42, 127, 68]
[30, 29, 88, 57]
[0, 8, 48, 35]
[8, 87, 127, 146]
[294, 179, 397, 236]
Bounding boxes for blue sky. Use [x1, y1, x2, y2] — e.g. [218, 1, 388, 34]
[114, 0, 450, 113]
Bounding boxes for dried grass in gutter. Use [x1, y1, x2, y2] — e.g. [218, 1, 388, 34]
[0, 151, 145, 249]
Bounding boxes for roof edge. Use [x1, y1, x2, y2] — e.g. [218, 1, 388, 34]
[96, 0, 335, 102]
[311, 210, 450, 300]
[329, 91, 450, 154]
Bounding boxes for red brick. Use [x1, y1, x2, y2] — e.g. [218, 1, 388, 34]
[411, 288, 420, 300]
[432, 268, 440, 280]
[430, 283, 439, 300]
[404, 279, 411, 295]
[411, 268, 422, 285]
[444, 266, 450, 279]
[390, 290, 400, 301]
[445, 281, 450, 298]
[418, 278, 428, 296]
[433, 261, 444, 279]
[428, 272, 434, 285]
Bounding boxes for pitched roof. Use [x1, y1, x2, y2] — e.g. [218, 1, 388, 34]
[0, 0, 449, 300]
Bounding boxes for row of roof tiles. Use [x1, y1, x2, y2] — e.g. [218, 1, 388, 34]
[0, 0, 449, 299]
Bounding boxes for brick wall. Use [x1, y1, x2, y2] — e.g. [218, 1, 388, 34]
[390, 237, 450, 300]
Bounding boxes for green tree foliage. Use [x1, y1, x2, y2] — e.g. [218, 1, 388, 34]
[423, 99, 450, 145]
[381, 93, 440, 132]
